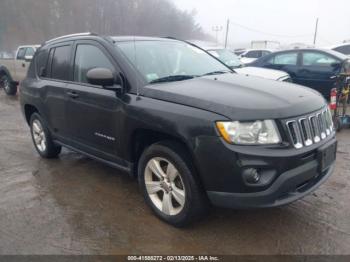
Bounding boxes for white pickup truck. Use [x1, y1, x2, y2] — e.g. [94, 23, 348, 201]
[0, 45, 40, 95]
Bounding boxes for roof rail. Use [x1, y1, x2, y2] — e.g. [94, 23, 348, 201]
[45, 32, 97, 44]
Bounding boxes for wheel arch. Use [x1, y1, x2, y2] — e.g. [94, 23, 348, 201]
[129, 128, 198, 177]
[24, 104, 39, 125]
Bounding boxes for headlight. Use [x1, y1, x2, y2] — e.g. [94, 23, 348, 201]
[216, 120, 281, 145]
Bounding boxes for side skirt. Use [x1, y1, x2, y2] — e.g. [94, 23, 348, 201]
[54, 140, 134, 176]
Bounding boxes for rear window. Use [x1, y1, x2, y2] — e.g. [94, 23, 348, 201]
[50, 45, 71, 81]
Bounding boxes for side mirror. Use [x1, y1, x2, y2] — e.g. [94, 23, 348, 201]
[86, 68, 115, 87]
[24, 55, 33, 62]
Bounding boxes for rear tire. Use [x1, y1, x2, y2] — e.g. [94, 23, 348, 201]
[0, 74, 17, 96]
[30, 113, 61, 158]
[138, 141, 208, 227]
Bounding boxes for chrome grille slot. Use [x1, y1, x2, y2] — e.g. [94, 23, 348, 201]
[322, 111, 331, 135]
[286, 121, 303, 149]
[285, 108, 334, 149]
[317, 113, 326, 139]
[299, 118, 313, 146]
[310, 115, 321, 143]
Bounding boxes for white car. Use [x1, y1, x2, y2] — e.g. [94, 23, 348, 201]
[205, 48, 291, 82]
[239, 49, 272, 64]
[326, 43, 350, 56]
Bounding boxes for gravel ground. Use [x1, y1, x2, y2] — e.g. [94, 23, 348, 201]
[0, 90, 349, 255]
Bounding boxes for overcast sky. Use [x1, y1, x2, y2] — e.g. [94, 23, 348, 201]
[173, 0, 350, 48]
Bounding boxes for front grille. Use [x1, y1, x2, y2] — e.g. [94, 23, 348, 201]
[285, 107, 334, 149]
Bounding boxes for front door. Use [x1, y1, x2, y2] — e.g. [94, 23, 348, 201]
[65, 41, 122, 162]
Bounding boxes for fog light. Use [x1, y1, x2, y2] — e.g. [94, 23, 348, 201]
[242, 168, 260, 184]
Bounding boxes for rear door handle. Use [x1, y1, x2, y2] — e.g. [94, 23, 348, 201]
[67, 91, 79, 99]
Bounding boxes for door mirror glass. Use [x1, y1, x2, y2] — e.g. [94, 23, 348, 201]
[86, 68, 115, 86]
[24, 55, 33, 62]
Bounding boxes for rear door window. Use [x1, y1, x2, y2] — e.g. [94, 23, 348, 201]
[50, 45, 71, 81]
[302, 52, 338, 66]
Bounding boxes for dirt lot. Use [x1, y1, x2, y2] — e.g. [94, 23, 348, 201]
[0, 90, 349, 255]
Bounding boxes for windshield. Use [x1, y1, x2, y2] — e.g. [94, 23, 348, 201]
[116, 40, 230, 83]
[208, 49, 242, 68]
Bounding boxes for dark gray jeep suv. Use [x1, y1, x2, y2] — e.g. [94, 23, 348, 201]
[20, 33, 337, 226]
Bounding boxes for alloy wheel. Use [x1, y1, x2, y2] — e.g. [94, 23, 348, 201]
[144, 157, 186, 216]
[32, 119, 47, 152]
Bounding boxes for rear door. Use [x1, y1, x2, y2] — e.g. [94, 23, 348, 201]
[65, 40, 122, 162]
[298, 50, 342, 97]
[41, 43, 73, 139]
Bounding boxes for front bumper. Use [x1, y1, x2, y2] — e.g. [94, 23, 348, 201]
[193, 134, 336, 209]
[207, 161, 334, 208]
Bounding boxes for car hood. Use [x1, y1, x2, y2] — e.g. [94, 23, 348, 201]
[235, 66, 289, 81]
[140, 73, 326, 120]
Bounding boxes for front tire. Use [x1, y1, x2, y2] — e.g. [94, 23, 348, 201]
[138, 141, 208, 227]
[0, 74, 17, 96]
[30, 113, 61, 158]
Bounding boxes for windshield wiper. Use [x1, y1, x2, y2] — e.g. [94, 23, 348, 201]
[201, 70, 231, 76]
[149, 75, 197, 84]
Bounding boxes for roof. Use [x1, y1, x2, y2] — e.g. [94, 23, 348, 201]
[42, 32, 184, 47]
[111, 36, 180, 42]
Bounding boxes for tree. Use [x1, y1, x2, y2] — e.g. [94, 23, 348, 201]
[0, 0, 211, 52]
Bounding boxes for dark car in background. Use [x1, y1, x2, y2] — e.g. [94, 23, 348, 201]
[250, 48, 350, 98]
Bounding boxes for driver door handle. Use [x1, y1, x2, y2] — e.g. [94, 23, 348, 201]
[67, 91, 79, 99]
